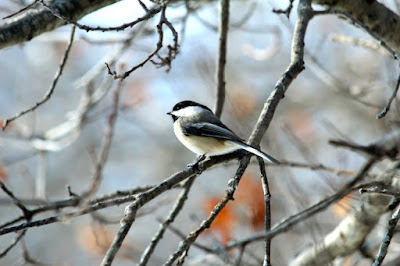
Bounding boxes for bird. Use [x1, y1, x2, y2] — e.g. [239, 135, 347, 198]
[167, 100, 280, 165]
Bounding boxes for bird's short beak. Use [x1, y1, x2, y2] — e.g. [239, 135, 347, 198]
[167, 112, 171, 115]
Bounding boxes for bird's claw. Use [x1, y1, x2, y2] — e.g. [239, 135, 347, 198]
[187, 161, 203, 174]
[187, 155, 206, 174]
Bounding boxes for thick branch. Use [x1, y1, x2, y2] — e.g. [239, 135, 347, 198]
[0, 0, 121, 50]
[248, 0, 311, 146]
[312, 0, 400, 55]
[291, 167, 398, 265]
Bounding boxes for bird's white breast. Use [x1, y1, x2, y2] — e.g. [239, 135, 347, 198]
[173, 121, 239, 156]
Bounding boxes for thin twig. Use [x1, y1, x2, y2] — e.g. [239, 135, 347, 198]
[2, 26, 76, 131]
[313, 9, 399, 61]
[20, 238, 46, 265]
[372, 205, 400, 266]
[109, 3, 178, 79]
[223, 160, 377, 250]
[360, 187, 400, 198]
[80, 74, 124, 198]
[3, 0, 39, 19]
[257, 157, 271, 266]
[99, 152, 242, 266]
[164, 155, 251, 266]
[103, 0, 314, 263]
[275, 160, 374, 177]
[0, 186, 154, 232]
[0, 229, 27, 258]
[0, 185, 159, 229]
[214, 0, 230, 118]
[376, 71, 400, 119]
[39, 0, 162, 33]
[0, 180, 31, 219]
[159, 218, 216, 254]
[234, 244, 246, 266]
[138, 176, 196, 266]
[273, 0, 295, 18]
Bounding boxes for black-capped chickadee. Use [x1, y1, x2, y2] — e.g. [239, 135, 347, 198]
[167, 100, 280, 164]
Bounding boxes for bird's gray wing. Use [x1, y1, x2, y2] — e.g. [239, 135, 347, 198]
[183, 122, 244, 142]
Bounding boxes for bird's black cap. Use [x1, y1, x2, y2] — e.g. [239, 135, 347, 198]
[170, 100, 212, 113]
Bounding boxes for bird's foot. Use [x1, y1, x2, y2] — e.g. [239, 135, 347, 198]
[187, 155, 206, 174]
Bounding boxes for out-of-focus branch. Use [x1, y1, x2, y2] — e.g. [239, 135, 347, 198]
[273, 0, 295, 18]
[257, 157, 271, 266]
[330, 129, 400, 159]
[291, 165, 400, 266]
[94, 0, 312, 263]
[2, 26, 76, 131]
[162, 1, 314, 263]
[0, 0, 121, 50]
[330, 34, 392, 56]
[138, 176, 196, 266]
[373, 205, 400, 266]
[376, 71, 400, 119]
[291, 129, 400, 265]
[165, 155, 251, 266]
[312, 0, 400, 56]
[223, 166, 377, 253]
[99, 151, 244, 266]
[80, 76, 124, 198]
[213, 0, 230, 118]
[0, 229, 26, 258]
[0, 185, 154, 234]
[39, 0, 160, 33]
[248, 0, 312, 146]
[107, 2, 178, 80]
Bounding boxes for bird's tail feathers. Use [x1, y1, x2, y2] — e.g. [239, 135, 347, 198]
[235, 142, 280, 164]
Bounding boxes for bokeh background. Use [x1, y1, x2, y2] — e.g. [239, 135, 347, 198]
[0, 0, 399, 265]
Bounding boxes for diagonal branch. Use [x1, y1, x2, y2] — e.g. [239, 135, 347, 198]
[101, 0, 314, 263]
[138, 176, 197, 266]
[165, 156, 251, 266]
[224, 162, 377, 250]
[312, 0, 400, 56]
[39, 0, 161, 33]
[0, 0, 121, 50]
[376, 70, 400, 119]
[80, 74, 124, 198]
[99, 151, 243, 266]
[373, 204, 400, 266]
[2, 26, 76, 130]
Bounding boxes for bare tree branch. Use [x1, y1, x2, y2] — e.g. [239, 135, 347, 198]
[0, 229, 26, 258]
[223, 164, 377, 251]
[80, 73, 124, 198]
[214, 0, 230, 118]
[38, 0, 161, 33]
[376, 71, 400, 119]
[248, 0, 312, 146]
[0, 0, 121, 50]
[138, 176, 197, 266]
[257, 157, 272, 266]
[312, 0, 400, 55]
[100, 151, 244, 266]
[2, 25, 76, 130]
[165, 155, 251, 266]
[373, 204, 400, 266]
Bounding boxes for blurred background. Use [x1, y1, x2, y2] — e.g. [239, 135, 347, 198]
[0, 0, 399, 265]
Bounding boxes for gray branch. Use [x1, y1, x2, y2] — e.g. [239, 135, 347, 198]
[0, 0, 121, 50]
[313, 0, 400, 55]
